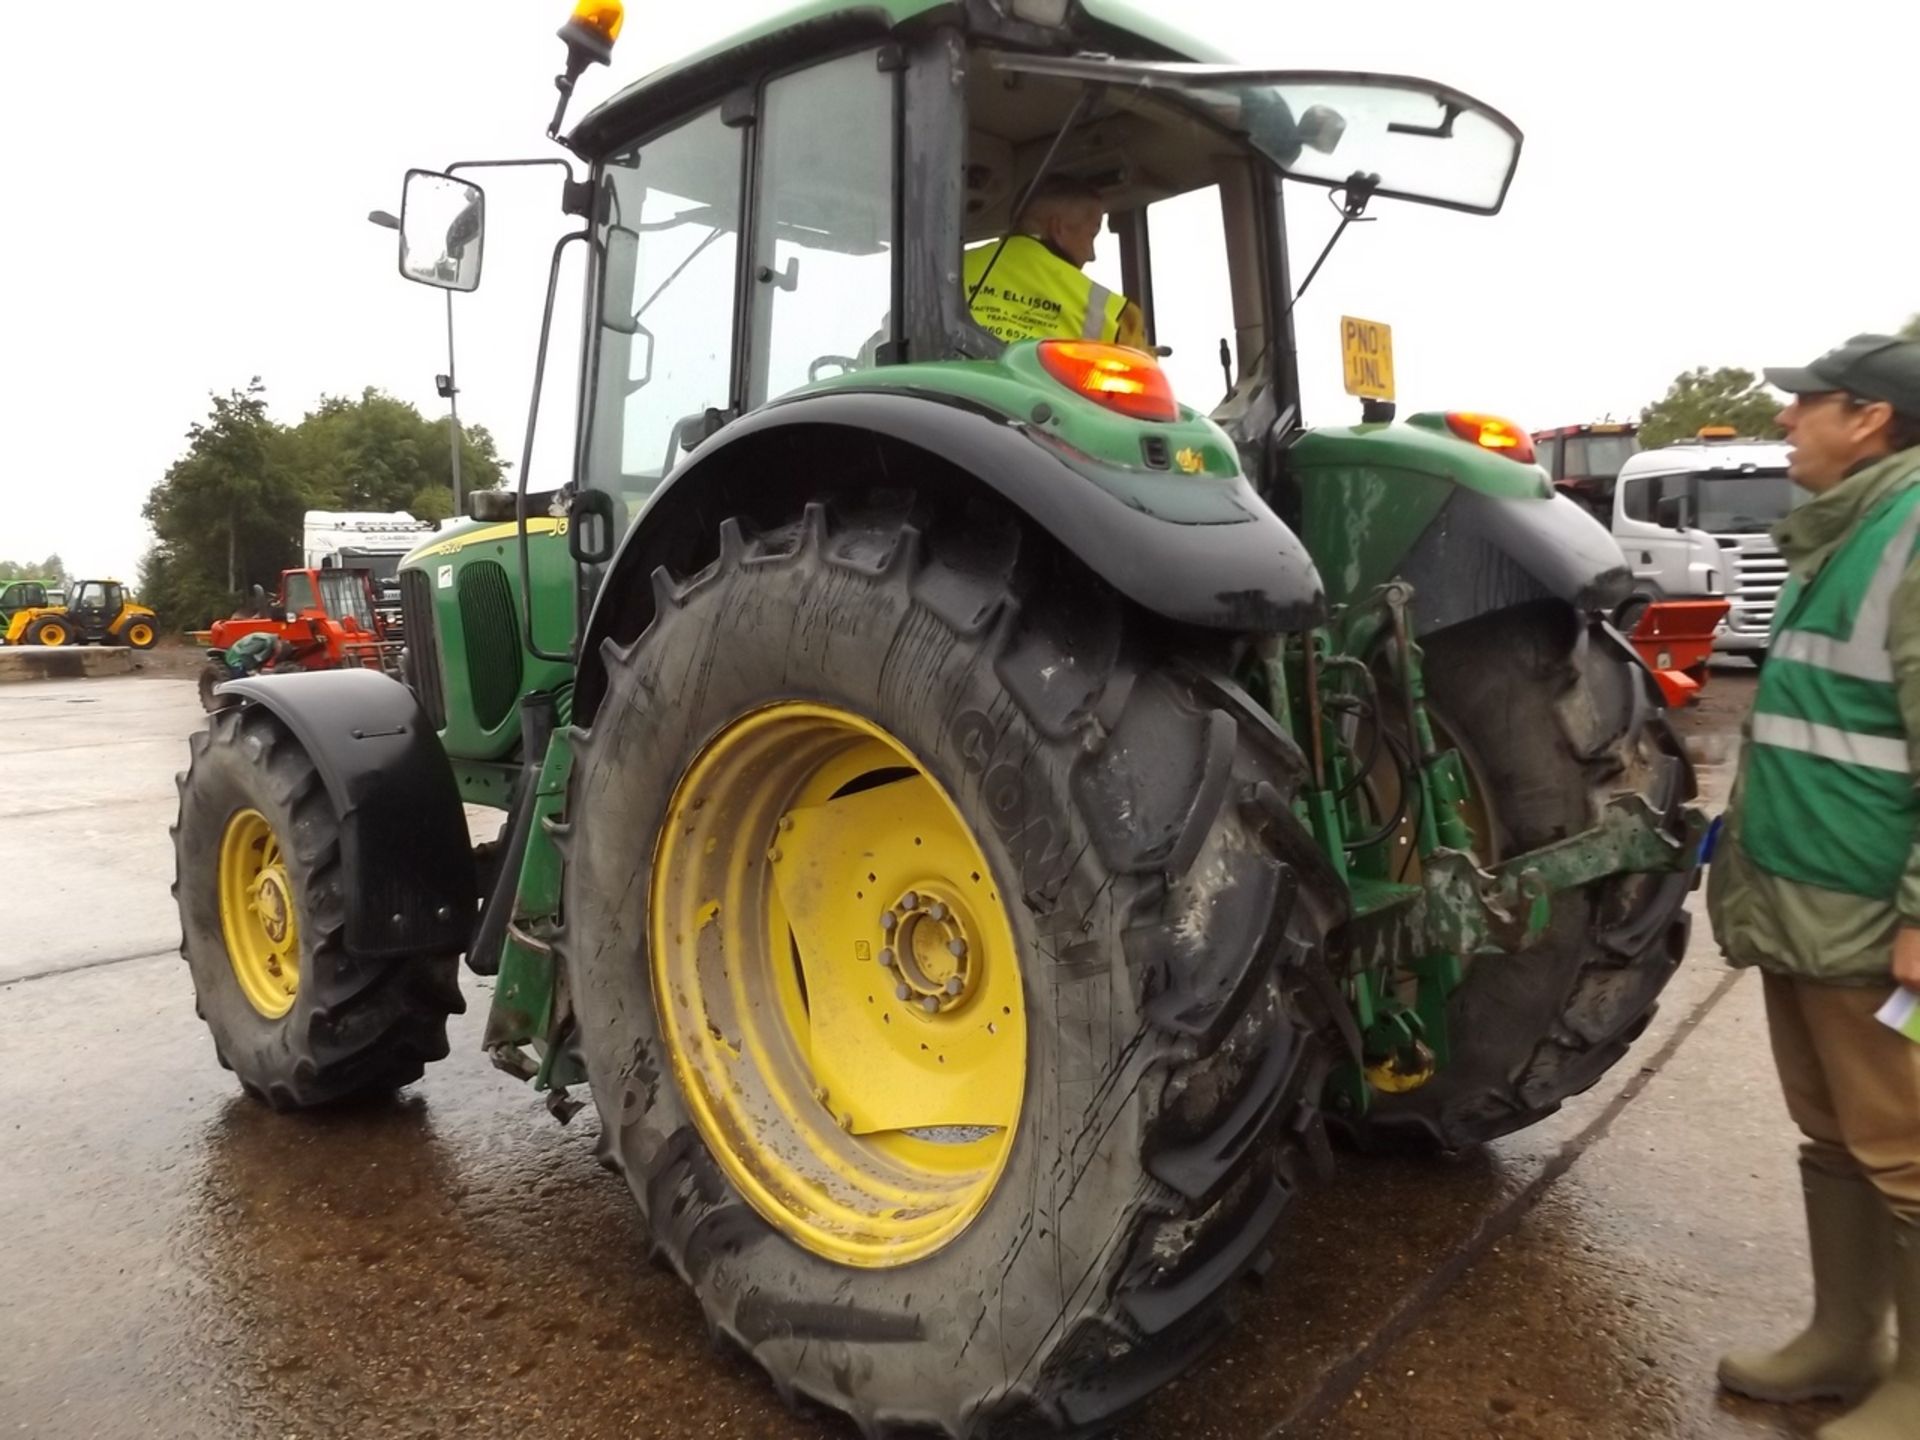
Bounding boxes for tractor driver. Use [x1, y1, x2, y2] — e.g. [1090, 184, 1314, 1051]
[963, 177, 1147, 350]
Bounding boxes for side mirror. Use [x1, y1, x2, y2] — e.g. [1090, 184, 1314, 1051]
[468, 490, 518, 522]
[1654, 494, 1694, 530]
[400, 170, 486, 292]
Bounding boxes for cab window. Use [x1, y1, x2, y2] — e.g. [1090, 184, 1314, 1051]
[747, 50, 896, 407]
[1620, 476, 1655, 523]
[588, 105, 745, 514]
[962, 59, 1271, 419]
[283, 573, 317, 612]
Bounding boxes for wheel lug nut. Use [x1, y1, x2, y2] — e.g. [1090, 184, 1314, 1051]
[901, 891, 920, 910]
[894, 983, 910, 1001]
[921, 996, 941, 1014]
[944, 976, 963, 996]
[879, 912, 897, 932]
[878, 948, 896, 968]
[778, 815, 794, 832]
[948, 938, 968, 958]
[928, 902, 947, 921]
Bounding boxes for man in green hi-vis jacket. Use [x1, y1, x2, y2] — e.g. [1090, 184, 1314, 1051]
[1710, 333, 1920, 1439]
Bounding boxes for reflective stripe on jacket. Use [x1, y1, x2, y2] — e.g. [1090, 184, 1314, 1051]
[1741, 477, 1920, 900]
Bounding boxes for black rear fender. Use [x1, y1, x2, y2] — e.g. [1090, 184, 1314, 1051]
[575, 391, 1326, 724]
[213, 669, 476, 959]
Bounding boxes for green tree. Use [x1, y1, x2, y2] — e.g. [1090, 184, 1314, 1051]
[1900, 314, 1920, 341]
[0, 555, 67, 585]
[140, 382, 508, 630]
[140, 380, 306, 629]
[283, 388, 506, 520]
[1638, 367, 1785, 450]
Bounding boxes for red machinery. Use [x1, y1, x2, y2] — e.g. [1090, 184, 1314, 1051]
[1536, 421, 1731, 707]
[1630, 597, 1729, 709]
[200, 568, 401, 673]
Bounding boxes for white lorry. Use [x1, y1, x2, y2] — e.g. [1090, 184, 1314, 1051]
[1610, 436, 1797, 662]
[301, 511, 440, 626]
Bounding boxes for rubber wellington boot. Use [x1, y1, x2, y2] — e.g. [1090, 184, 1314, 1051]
[1719, 1167, 1894, 1404]
[1819, 1215, 1920, 1439]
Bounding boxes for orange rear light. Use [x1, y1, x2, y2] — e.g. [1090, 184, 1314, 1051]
[1445, 411, 1536, 463]
[1036, 341, 1178, 423]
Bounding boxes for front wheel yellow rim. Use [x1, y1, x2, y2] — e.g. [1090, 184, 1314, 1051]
[650, 703, 1028, 1268]
[218, 808, 301, 1019]
[127, 623, 155, 647]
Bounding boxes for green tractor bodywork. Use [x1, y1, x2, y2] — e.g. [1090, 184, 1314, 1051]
[185, 0, 1702, 1427]
[375, 0, 1694, 1104]
[393, 0, 1697, 1113]
[0, 580, 60, 638]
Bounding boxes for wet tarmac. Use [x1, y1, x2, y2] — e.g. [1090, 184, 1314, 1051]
[0, 668, 1828, 1439]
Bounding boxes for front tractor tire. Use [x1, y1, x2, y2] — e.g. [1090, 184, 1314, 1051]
[561, 500, 1340, 1438]
[26, 615, 71, 647]
[1346, 601, 1695, 1152]
[172, 707, 464, 1108]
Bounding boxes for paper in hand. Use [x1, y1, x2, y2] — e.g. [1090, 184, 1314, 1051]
[1876, 987, 1920, 1044]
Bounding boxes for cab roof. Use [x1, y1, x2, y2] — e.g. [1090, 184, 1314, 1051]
[1617, 439, 1791, 479]
[569, 0, 1223, 154]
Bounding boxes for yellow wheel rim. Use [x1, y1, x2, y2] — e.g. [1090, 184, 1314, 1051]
[39, 623, 67, 646]
[650, 703, 1027, 1267]
[127, 623, 154, 647]
[218, 808, 301, 1019]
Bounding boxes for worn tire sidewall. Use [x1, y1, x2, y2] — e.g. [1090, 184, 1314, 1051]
[178, 719, 327, 1084]
[567, 540, 1151, 1416]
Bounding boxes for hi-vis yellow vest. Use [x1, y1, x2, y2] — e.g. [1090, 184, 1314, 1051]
[963, 235, 1126, 344]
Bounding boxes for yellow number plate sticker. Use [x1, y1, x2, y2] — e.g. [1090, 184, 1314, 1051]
[1340, 316, 1395, 401]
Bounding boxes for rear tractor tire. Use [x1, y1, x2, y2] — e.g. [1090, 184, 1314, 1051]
[172, 706, 464, 1108]
[125, 620, 158, 649]
[561, 498, 1343, 1438]
[1343, 601, 1696, 1152]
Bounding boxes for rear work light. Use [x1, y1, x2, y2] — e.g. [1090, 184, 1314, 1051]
[1445, 411, 1536, 464]
[1036, 341, 1178, 423]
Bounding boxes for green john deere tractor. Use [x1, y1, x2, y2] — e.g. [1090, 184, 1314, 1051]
[173, 2, 1701, 1433]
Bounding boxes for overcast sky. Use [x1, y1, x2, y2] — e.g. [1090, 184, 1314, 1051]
[2, 1, 1914, 583]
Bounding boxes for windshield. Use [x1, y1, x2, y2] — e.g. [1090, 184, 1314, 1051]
[317, 572, 376, 629]
[1696, 472, 1800, 533]
[990, 57, 1522, 213]
[1565, 432, 1640, 480]
[338, 549, 402, 584]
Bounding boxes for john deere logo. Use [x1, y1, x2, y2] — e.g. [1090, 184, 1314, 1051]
[1175, 447, 1206, 474]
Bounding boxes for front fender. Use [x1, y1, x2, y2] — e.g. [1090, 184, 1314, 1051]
[1289, 421, 1632, 635]
[216, 669, 475, 959]
[577, 390, 1326, 720]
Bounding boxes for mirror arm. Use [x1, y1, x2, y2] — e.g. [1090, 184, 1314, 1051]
[1284, 172, 1378, 315]
[517, 228, 590, 666]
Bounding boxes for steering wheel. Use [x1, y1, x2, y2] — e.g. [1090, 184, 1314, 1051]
[808, 355, 862, 384]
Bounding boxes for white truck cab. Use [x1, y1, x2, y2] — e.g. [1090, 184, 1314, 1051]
[1612, 439, 1797, 659]
[302, 510, 440, 622]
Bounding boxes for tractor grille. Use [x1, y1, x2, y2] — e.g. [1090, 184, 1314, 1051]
[457, 560, 524, 731]
[399, 568, 446, 729]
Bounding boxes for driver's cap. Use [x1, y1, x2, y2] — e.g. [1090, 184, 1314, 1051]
[1765, 334, 1920, 419]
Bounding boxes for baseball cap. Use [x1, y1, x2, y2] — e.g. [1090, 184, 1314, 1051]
[1765, 334, 1920, 419]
